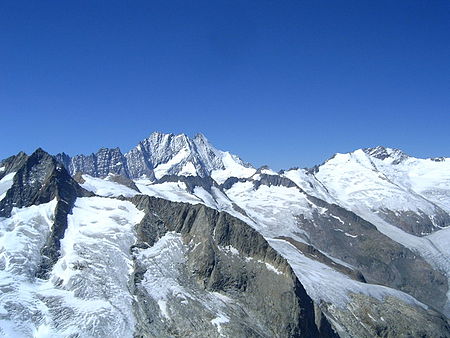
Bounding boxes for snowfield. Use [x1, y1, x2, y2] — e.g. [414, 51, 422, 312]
[0, 197, 145, 337]
[0, 200, 58, 337]
[0, 172, 15, 202]
[80, 175, 139, 198]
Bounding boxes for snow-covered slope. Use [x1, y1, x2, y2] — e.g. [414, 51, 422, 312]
[308, 147, 450, 235]
[80, 174, 139, 198]
[0, 200, 58, 336]
[365, 147, 450, 213]
[0, 172, 15, 202]
[48, 197, 144, 337]
[0, 196, 145, 337]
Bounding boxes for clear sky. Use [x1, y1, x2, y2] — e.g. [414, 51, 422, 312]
[1, 1, 449, 169]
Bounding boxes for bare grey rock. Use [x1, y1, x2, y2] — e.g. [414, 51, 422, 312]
[0, 151, 28, 180]
[296, 196, 448, 314]
[56, 147, 129, 178]
[130, 195, 336, 337]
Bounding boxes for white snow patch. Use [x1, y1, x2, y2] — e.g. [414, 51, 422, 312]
[344, 233, 358, 238]
[265, 262, 282, 275]
[153, 148, 190, 179]
[0, 199, 57, 276]
[210, 292, 233, 304]
[282, 168, 335, 203]
[329, 214, 345, 225]
[134, 180, 201, 205]
[81, 175, 139, 198]
[315, 150, 450, 221]
[220, 245, 239, 256]
[179, 162, 197, 177]
[211, 313, 229, 336]
[0, 172, 15, 201]
[260, 168, 278, 176]
[211, 152, 256, 185]
[225, 181, 312, 239]
[193, 186, 217, 209]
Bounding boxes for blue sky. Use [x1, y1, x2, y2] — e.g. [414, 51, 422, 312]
[1, 1, 449, 169]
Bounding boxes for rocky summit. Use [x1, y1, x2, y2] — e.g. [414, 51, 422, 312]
[0, 132, 449, 337]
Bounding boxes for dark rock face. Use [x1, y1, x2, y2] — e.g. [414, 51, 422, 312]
[57, 147, 129, 178]
[220, 174, 299, 191]
[130, 195, 336, 337]
[253, 174, 299, 189]
[221, 177, 244, 190]
[54, 152, 71, 172]
[0, 149, 92, 278]
[0, 151, 28, 180]
[158, 174, 220, 194]
[376, 207, 449, 236]
[0, 149, 90, 217]
[296, 196, 448, 314]
[106, 173, 141, 192]
[95, 148, 129, 177]
[362, 146, 410, 164]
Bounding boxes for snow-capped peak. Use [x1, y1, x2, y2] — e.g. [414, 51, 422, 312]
[125, 132, 255, 181]
[56, 132, 256, 182]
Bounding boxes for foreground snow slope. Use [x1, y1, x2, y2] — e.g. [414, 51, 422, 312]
[0, 197, 144, 337]
[0, 200, 58, 337]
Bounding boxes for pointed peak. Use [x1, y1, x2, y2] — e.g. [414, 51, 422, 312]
[2, 151, 28, 164]
[34, 147, 47, 153]
[31, 148, 52, 158]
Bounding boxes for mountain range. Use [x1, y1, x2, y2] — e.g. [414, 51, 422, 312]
[0, 132, 449, 337]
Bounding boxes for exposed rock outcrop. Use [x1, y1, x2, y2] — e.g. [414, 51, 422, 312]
[130, 195, 336, 337]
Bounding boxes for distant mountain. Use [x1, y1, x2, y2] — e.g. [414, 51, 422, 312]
[56, 132, 255, 182]
[1, 134, 450, 337]
[285, 146, 450, 236]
